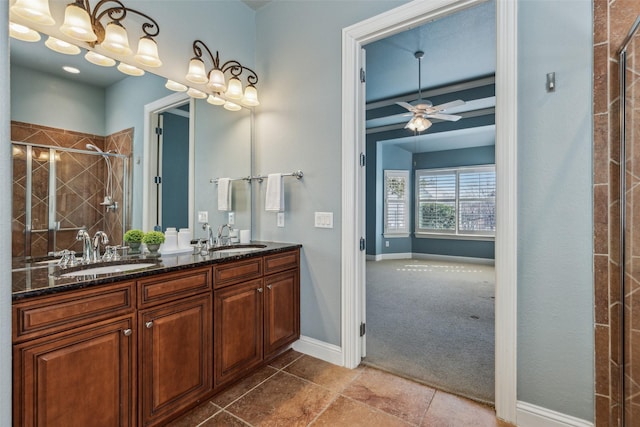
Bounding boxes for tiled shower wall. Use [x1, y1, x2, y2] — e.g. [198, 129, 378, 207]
[593, 1, 640, 425]
[11, 121, 132, 258]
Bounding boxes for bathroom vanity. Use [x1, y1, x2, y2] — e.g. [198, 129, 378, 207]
[11, 242, 301, 427]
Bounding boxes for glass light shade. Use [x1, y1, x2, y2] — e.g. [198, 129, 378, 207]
[223, 101, 241, 111]
[85, 51, 116, 67]
[45, 36, 81, 55]
[185, 58, 208, 84]
[9, 22, 41, 42]
[101, 21, 132, 55]
[225, 77, 243, 100]
[186, 88, 207, 99]
[241, 85, 260, 107]
[10, 0, 55, 25]
[60, 3, 97, 42]
[206, 69, 227, 92]
[207, 94, 226, 106]
[134, 36, 162, 67]
[165, 80, 187, 92]
[117, 62, 144, 76]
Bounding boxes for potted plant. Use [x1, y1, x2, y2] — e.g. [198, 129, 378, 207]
[123, 229, 144, 254]
[142, 231, 165, 256]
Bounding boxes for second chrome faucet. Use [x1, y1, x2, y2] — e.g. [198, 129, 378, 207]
[76, 229, 109, 263]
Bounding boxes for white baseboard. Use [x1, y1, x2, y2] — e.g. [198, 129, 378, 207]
[367, 252, 413, 261]
[516, 401, 593, 427]
[366, 254, 382, 261]
[412, 252, 495, 265]
[292, 335, 343, 366]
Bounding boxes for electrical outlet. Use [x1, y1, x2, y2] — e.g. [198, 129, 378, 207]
[385, 241, 389, 247]
[314, 212, 333, 228]
[277, 212, 285, 227]
[228, 212, 235, 225]
[198, 211, 208, 223]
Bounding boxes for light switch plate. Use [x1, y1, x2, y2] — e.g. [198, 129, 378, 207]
[228, 212, 235, 225]
[198, 211, 208, 223]
[315, 212, 333, 228]
[277, 212, 285, 227]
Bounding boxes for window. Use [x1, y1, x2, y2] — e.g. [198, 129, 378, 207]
[384, 170, 410, 237]
[416, 165, 495, 238]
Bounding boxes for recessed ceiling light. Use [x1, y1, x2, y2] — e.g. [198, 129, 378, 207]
[62, 66, 80, 74]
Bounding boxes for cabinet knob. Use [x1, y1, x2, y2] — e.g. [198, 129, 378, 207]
[145, 321, 153, 328]
[257, 287, 263, 293]
[267, 284, 272, 290]
[123, 329, 132, 336]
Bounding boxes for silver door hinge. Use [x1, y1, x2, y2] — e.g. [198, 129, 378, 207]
[360, 68, 366, 83]
[155, 127, 163, 135]
[360, 153, 366, 167]
[154, 176, 162, 184]
[359, 237, 366, 251]
[360, 322, 366, 337]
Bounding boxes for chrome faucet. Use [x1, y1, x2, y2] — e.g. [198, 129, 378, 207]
[217, 224, 233, 247]
[202, 223, 215, 250]
[76, 230, 92, 263]
[92, 231, 109, 262]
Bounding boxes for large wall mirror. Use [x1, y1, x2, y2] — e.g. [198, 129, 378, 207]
[9, 33, 253, 258]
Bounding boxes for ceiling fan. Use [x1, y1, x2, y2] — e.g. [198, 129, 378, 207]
[397, 51, 465, 132]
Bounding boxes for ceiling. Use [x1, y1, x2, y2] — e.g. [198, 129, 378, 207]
[364, 0, 496, 153]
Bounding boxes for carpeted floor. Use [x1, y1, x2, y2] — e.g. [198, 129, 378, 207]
[364, 258, 495, 404]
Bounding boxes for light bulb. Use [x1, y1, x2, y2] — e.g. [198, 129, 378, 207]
[225, 77, 243, 100]
[241, 85, 260, 107]
[101, 21, 132, 55]
[185, 58, 208, 84]
[134, 36, 162, 67]
[207, 69, 227, 93]
[10, 0, 55, 25]
[60, 3, 97, 42]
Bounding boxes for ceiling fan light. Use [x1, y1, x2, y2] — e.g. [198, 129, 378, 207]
[85, 51, 116, 67]
[117, 62, 144, 76]
[241, 85, 260, 107]
[223, 101, 242, 111]
[101, 21, 132, 56]
[60, 2, 97, 42]
[225, 77, 243, 100]
[185, 58, 208, 84]
[187, 87, 207, 99]
[165, 80, 187, 92]
[10, 0, 55, 25]
[207, 68, 227, 93]
[9, 22, 41, 42]
[134, 36, 162, 67]
[44, 36, 81, 55]
[207, 93, 226, 106]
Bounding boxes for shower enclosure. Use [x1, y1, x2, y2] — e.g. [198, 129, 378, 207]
[11, 141, 129, 259]
[619, 16, 640, 426]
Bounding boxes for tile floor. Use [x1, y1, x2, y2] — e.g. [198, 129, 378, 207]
[168, 350, 513, 427]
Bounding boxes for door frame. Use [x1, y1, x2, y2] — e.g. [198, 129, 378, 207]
[143, 93, 195, 233]
[340, 0, 518, 422]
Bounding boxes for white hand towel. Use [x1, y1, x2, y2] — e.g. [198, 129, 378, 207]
[265, 173, 284, 212]
[217, 178, 232, 211]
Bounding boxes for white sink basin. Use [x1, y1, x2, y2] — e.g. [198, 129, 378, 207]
[59, 263, 157, 278]
[213, 245, 266, 255]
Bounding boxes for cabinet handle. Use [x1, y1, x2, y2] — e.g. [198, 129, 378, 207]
[267, 284, 272, 290]
[145, 321, 153, 328]
[257, 287, 263, 293]
[123, 329, 132, 336]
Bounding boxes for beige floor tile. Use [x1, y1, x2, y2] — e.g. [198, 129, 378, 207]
[342, 367, 435, 425]
[420, 391, 500, 427]
[165, 401, 221, 427]
[212, 365, 279, 408]
[200, 410, 252, 426]
[285, 355, 362, 392]
[226, 371, 336, 426]
[312, 396, 411, 426]
[268, 349, 304, 370]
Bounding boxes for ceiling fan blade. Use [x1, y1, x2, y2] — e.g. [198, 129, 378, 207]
[427, 113, 462, 122]
[396, 101, 416, 111]
[430, 99, 465, 112]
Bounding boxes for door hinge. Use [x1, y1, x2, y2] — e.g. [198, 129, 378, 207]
[154, 176, 162, 184]
[155, 126, 163, 135]
[360, 68, 366, 83]
[360, 322, 366, 337]
[359, 153, 366, 167]
[359, 237, 366, 251]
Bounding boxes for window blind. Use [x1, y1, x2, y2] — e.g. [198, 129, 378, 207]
[384, 170, 409, 235]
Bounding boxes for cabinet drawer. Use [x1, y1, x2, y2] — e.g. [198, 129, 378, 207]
[213, 257, 263, 289]
[264, 249, 299, 275]
[13, 281, 135, 343]
[138, 266, 211, 308]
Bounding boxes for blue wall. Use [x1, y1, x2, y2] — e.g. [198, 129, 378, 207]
[160, 111, 189, 231]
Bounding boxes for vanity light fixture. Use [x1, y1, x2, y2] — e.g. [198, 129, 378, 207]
[186, 87, 207, 99]
[165, 80, 187, 92]
[207, 93, 226, 106]
[117, 62, 144, 76]
[10, 0, 55, 25]
[223, 101, 242, 112]
[85, 50, 115, 67]
[9, 22, 41, 42]
[183, 39, 259, 108]
[45, 36, 81, 55]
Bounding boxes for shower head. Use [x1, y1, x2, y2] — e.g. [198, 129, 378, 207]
[86, 143, 104, 153]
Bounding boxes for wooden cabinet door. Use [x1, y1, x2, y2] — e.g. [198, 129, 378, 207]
[13, 316, 135, 427]
[139, 294, 212, 426]
[264, 269, 300, 357]
[214, 278, 263, 387]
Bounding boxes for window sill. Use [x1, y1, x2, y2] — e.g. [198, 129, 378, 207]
[383, 233, 410, 238]
[415, 232, 495, 242]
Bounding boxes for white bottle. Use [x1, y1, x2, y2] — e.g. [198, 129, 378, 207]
[164, 228, 178, 251]
[178, 228, 192, 249]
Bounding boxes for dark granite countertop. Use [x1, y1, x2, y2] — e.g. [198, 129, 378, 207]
[12, 241, 301, 301]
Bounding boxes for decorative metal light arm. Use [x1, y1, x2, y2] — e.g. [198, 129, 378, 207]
[78, 0, 160, 43]
[192, 39, 219, 67]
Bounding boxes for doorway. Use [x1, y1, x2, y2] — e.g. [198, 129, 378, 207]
[341, 0, 518, 422]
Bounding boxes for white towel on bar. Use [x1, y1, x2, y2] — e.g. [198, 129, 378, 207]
[217, 178, 232, 211]
[265, 173, 284, 212]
